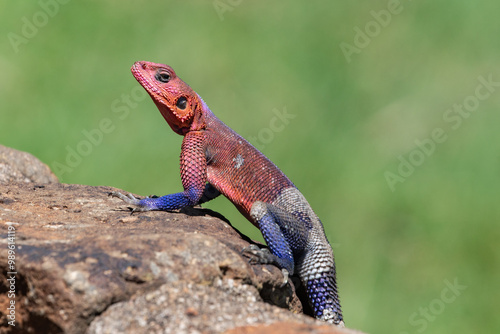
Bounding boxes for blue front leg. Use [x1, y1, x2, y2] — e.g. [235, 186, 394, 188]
[138, 188, 201, 210]
[111, 131, 209, 212]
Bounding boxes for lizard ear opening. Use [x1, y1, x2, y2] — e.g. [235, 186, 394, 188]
[176, 96, 188, 110]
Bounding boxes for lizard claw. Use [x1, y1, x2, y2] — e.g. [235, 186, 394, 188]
[242, 245, 288, 286]
[242, 244, 273, 264]
[109, 191, 149, 212]
[109, 191, 141, 204]
[280, 268, 289, 286]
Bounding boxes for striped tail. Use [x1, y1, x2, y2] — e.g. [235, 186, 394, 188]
[305, 269, 344, 325]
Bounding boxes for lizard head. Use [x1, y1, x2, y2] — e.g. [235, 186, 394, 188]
[131, 61, 204, 135]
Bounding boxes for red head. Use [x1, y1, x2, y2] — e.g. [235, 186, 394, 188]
[131, 61, 205, 135]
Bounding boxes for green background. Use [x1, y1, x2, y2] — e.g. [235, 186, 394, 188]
[1, 1, 498, 332]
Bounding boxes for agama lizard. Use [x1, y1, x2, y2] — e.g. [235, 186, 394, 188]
[111, 61, 344, 325]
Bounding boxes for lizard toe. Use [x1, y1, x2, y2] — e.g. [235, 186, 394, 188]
[241, 245, 275, 265]
[110, 191, 141, 205]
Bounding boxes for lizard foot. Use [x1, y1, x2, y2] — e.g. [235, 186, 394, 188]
[242, 244, 274, 264]
[242, 245, 289, 286]
[109, 192, 150, 212]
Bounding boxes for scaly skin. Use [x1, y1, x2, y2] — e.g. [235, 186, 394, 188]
[112, 61, 343, 325]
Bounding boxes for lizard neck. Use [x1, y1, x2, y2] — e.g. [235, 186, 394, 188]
[187, 94, 211, 133]
[189, 94, 217, 133]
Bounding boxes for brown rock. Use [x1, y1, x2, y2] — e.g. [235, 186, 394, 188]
[0, 145, 58, 185]
[0, 183, 358, 334]
[224, 322, 364, 334]
[0, 147, 363, 334]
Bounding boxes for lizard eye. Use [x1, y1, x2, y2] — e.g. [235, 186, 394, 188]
[176, 96, 187, 110]
[155, 70, 171, 83]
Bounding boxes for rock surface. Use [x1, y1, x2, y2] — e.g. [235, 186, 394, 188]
[0, 145, 58, 185]
[0, 148, 363, 334]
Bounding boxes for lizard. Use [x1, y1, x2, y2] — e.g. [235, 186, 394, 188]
[111, 61, 344, 326]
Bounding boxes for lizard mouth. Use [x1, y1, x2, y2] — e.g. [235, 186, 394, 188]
[131, 62, 165, 101]
[131, 61, 177, 118]
[131, 61, 192, 135]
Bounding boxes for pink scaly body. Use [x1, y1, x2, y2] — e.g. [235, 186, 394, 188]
[203, 107, 295, 222]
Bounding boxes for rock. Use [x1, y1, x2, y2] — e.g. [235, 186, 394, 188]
[0, 182, 361, 334]
[0, 145, 59, 185]
[89, 280, 304, 334]
[223, 322, 364, 334]
[0, 146, 362, 334]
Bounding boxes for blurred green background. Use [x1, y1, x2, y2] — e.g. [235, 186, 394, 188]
[1, 1, 498, 332]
